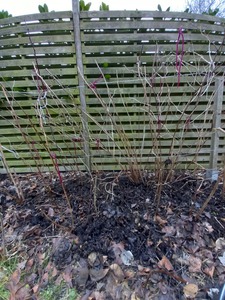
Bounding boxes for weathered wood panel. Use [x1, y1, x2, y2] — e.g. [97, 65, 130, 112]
[0, 11, 84, 172]
[80, 11, 225, 171]
[0, 10, 225, 173]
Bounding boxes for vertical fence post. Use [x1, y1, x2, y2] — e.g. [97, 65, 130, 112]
[206, 77, 224, 181]
[72, 0, 91, 171]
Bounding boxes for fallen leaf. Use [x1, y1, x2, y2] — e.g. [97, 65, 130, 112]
[11, 285, 30, 300]
[88, 291, 106, 300]
[75, 259, 89, 288]
[62, 266, 73, 288]
[207, 288, 220, 299]
[88, 252, 98, 267]
[155, 215, 167, 226]
[203, 221, 213, 233]
[161, 226, 176, 236]
[89, 267, 109, 282]
[48, 207, 54, 217]
[203, 265, 215, 278]
[41, 272, 49, 287]
[55, 274, 63, 286]
[166, 207, 173, 215]
[197, 249, 213, 260]
[17, 260, 26, 270]
[110, 263, 124, 281]
[88, 252, 102, 268]
[183, 283, 199, 299]
[11, 269, 21, 286]
[158, 255, 174, 271]
[124, 268, 136, 279]
[138, 265, 151, 274]
[26, 258, 34, 268]
[218, 252, 225, 266]
[37, 252, 45, 265]
[131, 292, 141, 300]
[27, 273, 37, 285]
[188, 256, 202, 273]
[52, 266, 58, 277]
[121, 250, 134, 266]
[215, 238, 225, 251]
[111, 242, 124, 265]
[32, 284, 39, 294]
[158, 281, 173, 296]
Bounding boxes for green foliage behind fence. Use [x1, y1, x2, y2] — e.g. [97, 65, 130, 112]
[0, 10, 225, 173]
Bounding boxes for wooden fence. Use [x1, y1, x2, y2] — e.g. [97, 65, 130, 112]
[0, 3, 225, 173]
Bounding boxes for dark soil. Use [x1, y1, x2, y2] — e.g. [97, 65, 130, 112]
[1, 171, 225, 299]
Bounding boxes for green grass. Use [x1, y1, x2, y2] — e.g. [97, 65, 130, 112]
[0, 255, 18, 300]
[39, 282, 78, 300]
[0, 252, 79, 300]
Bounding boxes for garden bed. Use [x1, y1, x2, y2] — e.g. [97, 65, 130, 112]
[0, 171, 225, 299]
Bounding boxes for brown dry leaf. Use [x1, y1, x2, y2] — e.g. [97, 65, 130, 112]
[52, 266, 58, 277]
[75, 259, 89, 288]
[5, 226, 18, 243]
[32, 283, 39, 294]
[203, 264, 215, 278]
[166, 207, 173, 215]
[124, 268, 136, 279]
[105, 273, 119, 299]
[37, 252, 45, 265]
[187, 243, 199, 255]
[120, 281, 132, 299]
[161, 226, 176, 236]
[138, 265, 151, 274]
[89, 267, 109, 282]
[7, 270, 21, 299]
[11, 269, 21, 286]
[62, 266, 73, 288]
[110, 263, 124, 281]
[158, 281, 172, 296]
[88, 252, 98, 267]
[197, 249, 213, 260]
[158, 255, 174, 271]
[22, 225, 41, 239]
[155, 215, 167, 226]
[111, 241, 125, 265]
[45, 261, 52, 272]
[11, 285, 30, 300]
[88, 291, 106, 300]
[26, 258, 34, 268]
[183, 283, 199, 299]
[41, 272, 49, 287]
[55, 274, 63, 286]
[131, 292, 141, 300]
[188, 256, 202, 273]
[27, 273, 37, 285]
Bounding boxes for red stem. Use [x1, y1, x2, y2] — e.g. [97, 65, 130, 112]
[89, 75, 103, 89]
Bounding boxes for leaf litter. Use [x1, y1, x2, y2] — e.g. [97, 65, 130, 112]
[0, 171, 225, 299]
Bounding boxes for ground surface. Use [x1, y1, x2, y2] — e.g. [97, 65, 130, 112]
[0, 171, 225, 299]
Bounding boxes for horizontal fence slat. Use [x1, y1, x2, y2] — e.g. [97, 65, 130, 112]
[1, 10, 225, 173]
